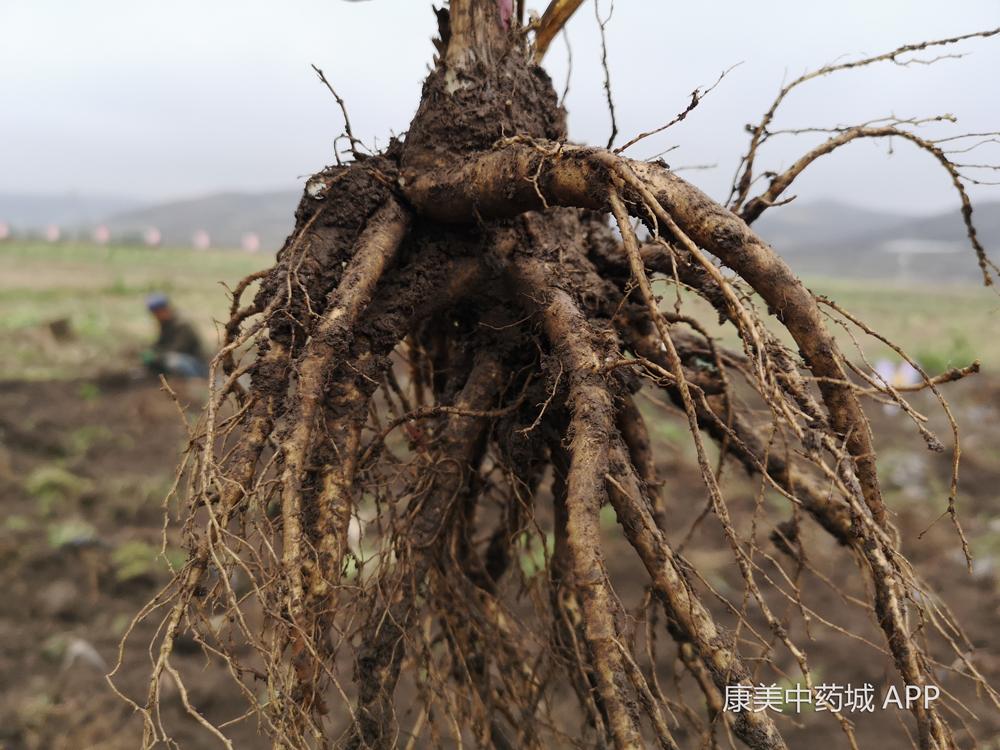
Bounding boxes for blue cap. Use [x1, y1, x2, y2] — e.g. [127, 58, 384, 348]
[146, 293, 169, 311]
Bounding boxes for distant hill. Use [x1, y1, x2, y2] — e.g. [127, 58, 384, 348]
[871, 202, 1000, 246]
[97, 194, 1000, 275]
[0, 192, 143, 229]
[754, 199, 1000, 282]
[103, 190, 300, 251]
[753, 199, 910, 249]
[3, 189, 998, 280]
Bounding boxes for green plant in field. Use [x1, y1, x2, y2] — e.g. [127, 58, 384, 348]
[969, 523, 1000, 578]
[107, 276, 130, 295]
[47, 517, 98, 548]
[110, 540, 185, 582]
[2, 514, 34, 532]
[111, 541, 160, 582]
[40, 633, 71, 662]
[14, 692, 53, 729]
[66, 424, 115, 457]
[599, 503, 618, 530]
[650, 415, 687, 447]
[77, 382, 101, 402]
[164, 545, 187, 571]
[25, 464, 93, 515]
[518, 531, 555, 578]
[914, 331, 977, 374]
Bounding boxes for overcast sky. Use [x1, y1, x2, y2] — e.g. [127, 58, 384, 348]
[2, 0, 998, 213]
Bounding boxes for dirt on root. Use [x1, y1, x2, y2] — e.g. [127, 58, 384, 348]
[1, 375, 998, 749]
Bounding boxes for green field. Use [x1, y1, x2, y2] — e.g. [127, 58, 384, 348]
[2, 241, 998, 380]
[802, 277, 999, 374]
[653, 273, 1000, 375]
[0, 242, 269, 380]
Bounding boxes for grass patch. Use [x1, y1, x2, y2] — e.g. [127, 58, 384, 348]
[110, 540, 186, 582]
[3, 241, 996, 380]
[47, 518, 99, 549]
[651, 275, 999, 373]
[25, 464, 93, 515]
[0, 241, 269, 379]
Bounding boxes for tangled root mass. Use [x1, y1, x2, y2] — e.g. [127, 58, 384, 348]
[112, 4, 1000, 749]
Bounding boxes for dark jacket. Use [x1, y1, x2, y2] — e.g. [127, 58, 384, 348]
[154, 317, 204, 360]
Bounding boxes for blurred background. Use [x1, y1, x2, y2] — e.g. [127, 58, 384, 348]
[1, 1, 999, 748]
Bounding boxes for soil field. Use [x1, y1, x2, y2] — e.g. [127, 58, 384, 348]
[1, 373, 998, 748]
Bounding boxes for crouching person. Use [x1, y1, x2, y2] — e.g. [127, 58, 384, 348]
[142, 293, 209, 378]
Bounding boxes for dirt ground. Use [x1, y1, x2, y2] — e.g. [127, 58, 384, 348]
[1, 370, 998, 749]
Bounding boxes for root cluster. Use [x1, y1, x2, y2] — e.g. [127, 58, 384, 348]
[112, 7, 1000, 749]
